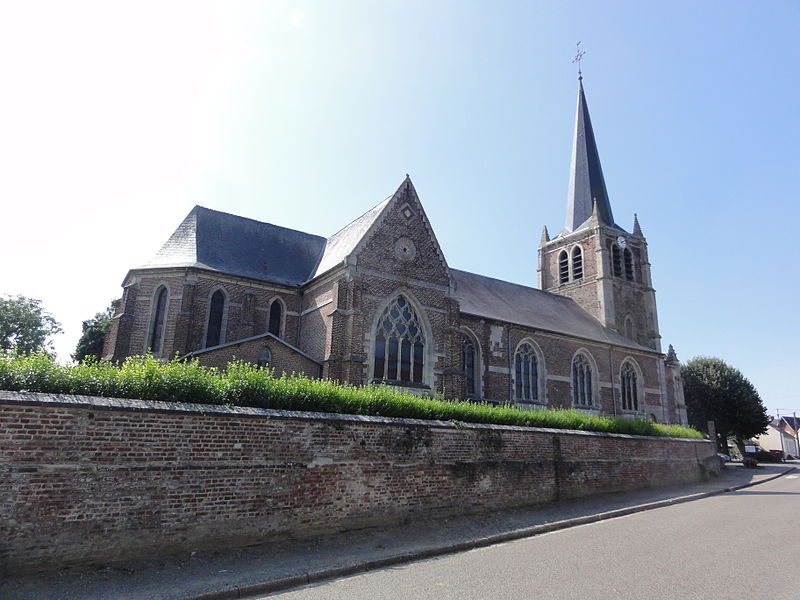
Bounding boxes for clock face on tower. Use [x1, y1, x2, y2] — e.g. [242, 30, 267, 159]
[616, 235, 627, 249]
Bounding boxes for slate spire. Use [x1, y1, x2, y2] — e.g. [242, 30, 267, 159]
[564, 77, 617, 232]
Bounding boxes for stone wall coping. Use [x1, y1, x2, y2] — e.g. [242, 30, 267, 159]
[0, 389, 709, 444]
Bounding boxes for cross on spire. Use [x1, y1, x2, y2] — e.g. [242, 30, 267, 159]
[572, 41, 586, 79]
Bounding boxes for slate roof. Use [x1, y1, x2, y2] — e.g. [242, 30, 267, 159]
[312, 196, 392, 279]
[451, 269, 654, 352]
[143, 206, 327, 286]
[563, 77, 621, 234]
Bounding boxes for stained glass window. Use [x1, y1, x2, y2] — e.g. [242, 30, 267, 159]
[373, 296, 425, 385]
[572, 354, 594, 406]
[514, 343, 539, 402]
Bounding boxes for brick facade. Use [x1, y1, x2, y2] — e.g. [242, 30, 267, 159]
[102, 178, 687, 425]
[0, 391, 716, 573]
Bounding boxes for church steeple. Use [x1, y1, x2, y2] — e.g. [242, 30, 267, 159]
[564, 77, 617, 233]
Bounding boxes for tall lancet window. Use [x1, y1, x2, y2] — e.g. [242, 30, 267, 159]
[205, 290, 225, 348]
[572, 354, 594, 407]
[514, 342, 539, 403]
[149, 287, 168, 356]
[373, 295, 425, 385]
[621, 361, 639, 411]
[268, 300, 283, 337]
[624, 248, 634, 281]
[462, 336, 478, 398]
[571, 246, 583, 280]
[558, 250, 569, 284]
[611, 243, 622, 277]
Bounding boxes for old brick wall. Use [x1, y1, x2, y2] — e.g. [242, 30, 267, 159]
[0, 391, 715, 574]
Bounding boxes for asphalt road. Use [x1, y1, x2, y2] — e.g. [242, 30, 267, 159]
[263, 473, 800, 600]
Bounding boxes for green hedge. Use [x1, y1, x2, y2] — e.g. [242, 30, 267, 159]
[0, 353, 703, 439]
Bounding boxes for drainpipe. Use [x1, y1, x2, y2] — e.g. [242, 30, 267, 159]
[609, 345, 617, 417]
[507, 325, 513, 404]
[296, 289, 304, 348]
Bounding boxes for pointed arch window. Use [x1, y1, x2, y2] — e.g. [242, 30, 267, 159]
[571, 246, 583, 280]
[621, 361, 639, 411]
[373, 295, 425, 385]
[611, 244, 622, 277]
[462, 335, 478, 398]
[572, 354, 594, 407]
[205, 289, 225, 348]
[268, 300, 283, 337]
[624, 248, 634, 281]
[514, 342, 540, 403]
[558, 250, 569, 284]
[149, 287, 168, 355]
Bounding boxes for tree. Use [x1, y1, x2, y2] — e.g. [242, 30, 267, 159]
[0, 294, 63, 355]
[73, 300, 119, 363]
[682, 356, 770, 454]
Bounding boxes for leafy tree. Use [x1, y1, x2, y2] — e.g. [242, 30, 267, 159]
[73, 300, 119, 363]
[682, 356, 770, 454]
[0, 294, 63, 355]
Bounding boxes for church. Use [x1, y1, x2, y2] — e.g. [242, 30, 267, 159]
[103, 77, 688, 425]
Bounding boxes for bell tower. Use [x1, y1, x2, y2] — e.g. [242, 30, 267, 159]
[537, 75, 661, 351]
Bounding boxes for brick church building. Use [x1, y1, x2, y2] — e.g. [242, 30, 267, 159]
[103, 78, 688, 425]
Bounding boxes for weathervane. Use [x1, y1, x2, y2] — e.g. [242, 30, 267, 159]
[572, 41, 586, 79]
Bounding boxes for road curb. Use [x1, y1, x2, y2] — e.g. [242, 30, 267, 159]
[183, 466, 796, 600]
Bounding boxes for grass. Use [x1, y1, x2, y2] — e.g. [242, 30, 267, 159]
[0, 352, 704, 439]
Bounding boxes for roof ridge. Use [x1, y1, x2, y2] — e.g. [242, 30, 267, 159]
[193, 205, 326, 241]
[451, 268, 572, 302]
[325, 195, 393, 240]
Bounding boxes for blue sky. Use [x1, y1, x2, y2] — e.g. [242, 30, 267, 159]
[2, 1, 798, 417]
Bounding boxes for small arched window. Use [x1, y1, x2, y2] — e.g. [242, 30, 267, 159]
[205, 289, 225, 348]
[149, 286, 168, 355]
[624, 248, 634, 281]
[572, 353, 594, 407]
[256, 347, 271, 369]
[621, 361, 639, 411]
[611, 244, 622, 277]
[558, 250, 569, 284]
[514, 342, 539, 403]
[571, 246, 583, 280]
[268, 300, 283, 337]
[462, 335, 479, 398]
[373, 295, 425, 385]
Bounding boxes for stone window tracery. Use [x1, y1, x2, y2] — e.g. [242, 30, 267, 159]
[572, 353, 594, 407]
[514, 342, 539, 403]
[373, 295, 425, 385]
[621, 361, 639, 411]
